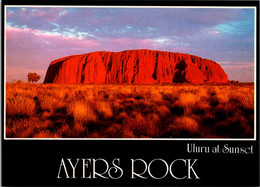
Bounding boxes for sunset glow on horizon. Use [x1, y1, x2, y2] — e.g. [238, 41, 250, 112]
[5, 6, 255, 82]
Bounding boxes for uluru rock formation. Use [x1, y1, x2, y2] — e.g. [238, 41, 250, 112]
[44, 49, 228, 84]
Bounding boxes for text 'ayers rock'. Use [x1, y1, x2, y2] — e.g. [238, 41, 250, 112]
[44, 49, 228, 84]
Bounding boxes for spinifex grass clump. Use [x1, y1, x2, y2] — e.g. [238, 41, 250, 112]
[5, 82, 254, 138]
[6, 96, 36, 117]
[67, 101, 97, 124]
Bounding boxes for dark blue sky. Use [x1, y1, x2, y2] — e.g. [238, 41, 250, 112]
[6, 7, 255, 82]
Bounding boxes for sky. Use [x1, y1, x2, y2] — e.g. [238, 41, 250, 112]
[5, 6, 255, 82]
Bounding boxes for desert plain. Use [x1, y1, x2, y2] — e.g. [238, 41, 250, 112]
[6, 82, 254, 138]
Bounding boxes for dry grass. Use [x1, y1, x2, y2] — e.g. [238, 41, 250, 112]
[5, 82, 254, 138]
[168, 116, 199, 137]
[178, 92, 200, 114]
[67, 101, 97, 124]
[157, 105, 171, 118]
[175, 116, 199, 133]
[34, 130, 61, 138]
[95, 101, 113, 119]
[6, 96, 35, 117]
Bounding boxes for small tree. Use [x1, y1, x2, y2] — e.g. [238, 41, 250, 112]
[28, 73, 41, 83]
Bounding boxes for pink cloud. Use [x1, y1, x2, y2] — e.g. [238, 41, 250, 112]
[28, 8, 67, 20]
[6, 25, 102, 82]
[6, 25, 192, 82]
[6, 25, 188, 58]
[218, 61, 254, 68]
[102, 37, 179, 52]
[6, 25, 99, 48]
[111, 38, 152, 46]
[7, 11, 13, 16]
[30, 11, 47, 18]
[7, 7, 68, 23]
[5, 24, 254, 82]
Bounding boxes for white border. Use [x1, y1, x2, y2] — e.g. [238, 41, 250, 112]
[4, 5, 257, 141]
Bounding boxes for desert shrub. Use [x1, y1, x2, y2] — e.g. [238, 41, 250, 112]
[227, 113, 253, 137]
[58, 124, 71, 137]
[215, 112, 253, 138]
[13, 80, 24, 87]
[6, 124, 15, 137]
[95, 101, 113, 119]
[41, 111, 53, 119]
[149, 88, 163, 101]
[12, 88, 37, 99]
[71, 123, 87, 137]
[168, 116, 199, 136]
[196, 87, 208, 98]
[33, 130, 61, 138]
[6, 89, 17, 100]
[201, 113, 217, 127]
[84, 89, 95, 100]
[121, 128, 136, 138]
[238, 93, 254, 110]
[157, 105, 171, 118]
[68, 88, 87, 101]
[104, 123, 122, 138]
[6, 118, 34, 137]
[89, 132, 103, 138]
[207, 95, 219, 107]
[116, 112, 129, 123]
[7, 117, 55, 138]
[229, 89, 254, 109]
[40, 95, 57, 112]
[6, 96, 35, 117]
[51, 88, 68, 100]
[207, 86, 217, 96]
[215, 87, 230, 103]
[169, 103, 185, 116]
[162, 93, 177, 103]
[176, 92, 200, 114]
[38, 119, 53, 130]
[114, 90, 132, 99]
[39, 95, 66, 115]
[20, 128, 34, 138]
[112, 99, 124, 115]
[213, 105, 228, 121]
[5, 83, 254, 138]
[131, 100, 154, 115]
[193, 101, 211, 115]
[119, 86, 133, 95]
[214, 121, 232, 136]
[123, 113, 159, 137]
[67, 101, 97, 124]
[213, 103, 235, 118]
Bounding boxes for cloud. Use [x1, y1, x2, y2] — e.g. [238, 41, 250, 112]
[6, 25, 182, 71]
[6, 7, 69, 31]
[6, 25, 99, 49]
[7, 7, 254, 40]
[219, 62, 254, 68]
[6, 25, 101, 79]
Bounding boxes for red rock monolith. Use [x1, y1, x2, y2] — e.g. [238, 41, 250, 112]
[44, 49, 228, 84]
